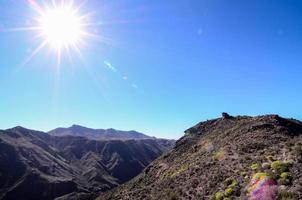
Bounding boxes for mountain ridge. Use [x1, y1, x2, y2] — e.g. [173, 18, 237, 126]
[48, 125, 155, 140]
[0, 126, 174, 200]
[98, 114, 302, 200]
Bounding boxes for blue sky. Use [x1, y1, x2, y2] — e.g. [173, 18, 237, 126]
[0, 0, 302, 139]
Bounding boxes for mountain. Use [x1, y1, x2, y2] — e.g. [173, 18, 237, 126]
[0, 126, 174, 200]
[48, 125, 153, 140]
[98, 114, 302, 200]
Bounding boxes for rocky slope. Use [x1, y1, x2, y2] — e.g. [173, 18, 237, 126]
[98, 114, 302, 200]
[48, 125, 153, 140]
[0, 127, 174, 200]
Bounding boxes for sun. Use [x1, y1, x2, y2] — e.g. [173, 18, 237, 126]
[39, 5, 83, 49]
[15, 0, 99, 67]
[2, 1, 107, 68]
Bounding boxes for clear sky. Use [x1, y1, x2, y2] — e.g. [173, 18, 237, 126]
[0, 0, 301, 139]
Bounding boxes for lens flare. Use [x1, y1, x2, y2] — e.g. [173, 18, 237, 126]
[248, 173, 278, 200]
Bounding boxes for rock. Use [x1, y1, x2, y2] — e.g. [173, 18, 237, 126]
[222, 112, 233, 119]
[262, 162, 271, 169]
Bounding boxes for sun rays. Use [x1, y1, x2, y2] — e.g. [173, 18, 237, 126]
[3, 0, 104, 69]
[0, 0, 142, 95]
[29, 0, 90, 67]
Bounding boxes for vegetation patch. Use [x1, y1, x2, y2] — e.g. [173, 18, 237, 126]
[214, 191, 223, 200]
[270, 161, 290, 173]
[160, 162, 194, 180]
[171, 164, 190, 177]
[224, 188, 233, 197]
[279, 172, 293, 185]
[250, 163, 259, 171]
[240, 171, 247, 177]
[211, 177, 239, 200]
[224, 178, 238, 188]
[213, 150, 226, 161]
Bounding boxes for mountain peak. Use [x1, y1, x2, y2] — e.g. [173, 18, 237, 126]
[9, 126, 28, 130]
[6, 126, 40, 133]
[71, 124, 84, 128]
[70, 124, 92, 130]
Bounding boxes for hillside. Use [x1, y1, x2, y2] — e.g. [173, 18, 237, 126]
[48, 125, 152, 140]
[98, 114, 302, 200]
[0, 127, 174, 200]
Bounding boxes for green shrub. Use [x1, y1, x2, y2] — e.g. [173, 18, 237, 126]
[279, 172, 293, 185]
[214, 150, 226, 161]
[172, 164, 189, 177]
[270, 161, 290, 172]
[251, 163, 259, 170]
[230, 180, 238, 188]
[159, 170, 174, 180]
[240, 171, 247, 177]
[215, 192, 224, 200]
[280, 172, 292, 179]
[224, 178, 238, 188]
[224, 178, 233, 186]
[224, 188, 233, 197]
[252, 172, 270, 180]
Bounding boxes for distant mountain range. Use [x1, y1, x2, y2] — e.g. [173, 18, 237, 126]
[48, 125, 154, 140]
[0, 126, 174, 200]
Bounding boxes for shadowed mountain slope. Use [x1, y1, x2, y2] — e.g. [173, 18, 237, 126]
[98, 114, 302, 200]
[48, 125, 153, 140]
[0, 127, 174, 200]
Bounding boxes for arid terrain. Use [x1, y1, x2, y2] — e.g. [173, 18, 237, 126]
[0, 126, 174, 200]
[98, 114, 302, 200]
